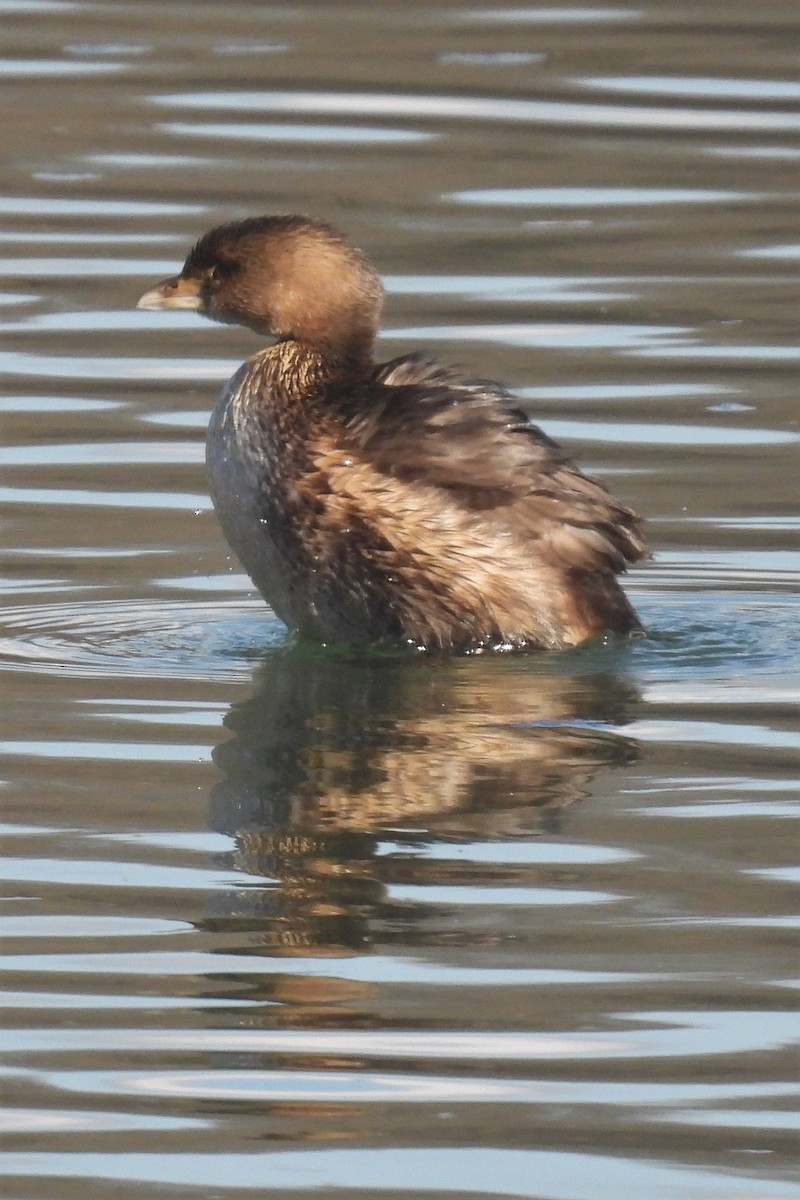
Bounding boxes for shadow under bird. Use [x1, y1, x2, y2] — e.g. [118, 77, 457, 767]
[137, 215, 648, 651]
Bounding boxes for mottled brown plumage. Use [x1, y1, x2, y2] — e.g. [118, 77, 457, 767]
[137, 215, 648, 651]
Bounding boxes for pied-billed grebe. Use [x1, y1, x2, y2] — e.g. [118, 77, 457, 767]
[137, 215, 647, 651]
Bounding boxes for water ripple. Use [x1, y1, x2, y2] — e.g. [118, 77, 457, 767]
[0, 598, 278, 681]
[451, 187, 755, 206]
[459, 7, 639, 24]
[162, 121, 437, 145]
[578, 75, 800, 100]
[0, 197, 204, 216]
[0, 58, 123, 76]
[4, 1148, 796, 1198]
[150, 89, 800, 133]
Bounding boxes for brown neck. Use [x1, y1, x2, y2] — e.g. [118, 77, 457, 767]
[260, 337, 371, 401]
[322, 329, 376, 379]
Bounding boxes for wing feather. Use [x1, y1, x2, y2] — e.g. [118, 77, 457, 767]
[340, 354, 648, 576]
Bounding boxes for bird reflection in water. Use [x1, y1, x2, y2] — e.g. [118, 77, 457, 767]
[206, 652, 638, 983]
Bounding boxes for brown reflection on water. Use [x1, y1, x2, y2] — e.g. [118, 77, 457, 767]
[208, 656, 637, 965]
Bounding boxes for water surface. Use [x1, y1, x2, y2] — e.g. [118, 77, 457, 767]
[1, 2, 799, 1199]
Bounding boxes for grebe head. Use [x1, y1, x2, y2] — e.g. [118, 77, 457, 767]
[137, 214, 384, 365]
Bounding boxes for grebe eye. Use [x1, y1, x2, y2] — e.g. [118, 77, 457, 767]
[208, 260, 236, 284]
